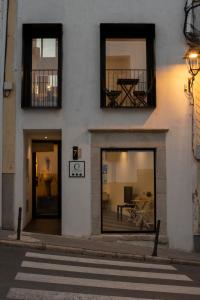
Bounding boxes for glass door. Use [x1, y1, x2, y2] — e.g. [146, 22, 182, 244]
[32, 141, 61, 218]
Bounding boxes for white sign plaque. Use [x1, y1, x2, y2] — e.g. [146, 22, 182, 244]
[69, 161, 85, 177]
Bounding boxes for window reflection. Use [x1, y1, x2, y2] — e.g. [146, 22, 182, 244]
[32, 38, 58, 107]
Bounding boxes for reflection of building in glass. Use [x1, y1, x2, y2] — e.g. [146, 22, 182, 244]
[32, 37, 58, 107]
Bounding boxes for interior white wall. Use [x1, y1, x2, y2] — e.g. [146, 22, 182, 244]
[13, 0, 196, 250]
[106, 40, 146, 69]
[116, 152, 153, 183]
[104, 151, 153, 183]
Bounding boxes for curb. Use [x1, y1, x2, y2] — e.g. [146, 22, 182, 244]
[1, 239, 200, 267]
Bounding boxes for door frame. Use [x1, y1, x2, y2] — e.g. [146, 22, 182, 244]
[32, 140, 61, 219]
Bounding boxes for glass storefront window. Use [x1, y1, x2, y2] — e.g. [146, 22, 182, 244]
[101, 149, 155, 232]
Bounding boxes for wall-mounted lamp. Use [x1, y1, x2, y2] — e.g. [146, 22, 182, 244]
[183, 1, 200, 95]
[3, 81, 13, 97]
[184, 48, 200, 77]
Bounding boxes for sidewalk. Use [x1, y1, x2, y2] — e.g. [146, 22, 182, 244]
[0, 230, 200, 266]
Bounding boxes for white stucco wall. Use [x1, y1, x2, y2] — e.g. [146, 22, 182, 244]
[13, 0, 196, 251]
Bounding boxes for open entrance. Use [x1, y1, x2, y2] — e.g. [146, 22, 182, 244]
[24, 130, 61, 235]
[32, 141, 61, 218]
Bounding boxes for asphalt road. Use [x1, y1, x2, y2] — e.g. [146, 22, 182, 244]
[0, 244, 200, 300]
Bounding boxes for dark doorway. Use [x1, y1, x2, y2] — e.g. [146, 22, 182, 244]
[24, 218, 61, 235]
[32, 141, 61, 219]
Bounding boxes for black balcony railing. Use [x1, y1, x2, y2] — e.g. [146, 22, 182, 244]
[105, 69, 147, 107]
[31, 69, 58, 107]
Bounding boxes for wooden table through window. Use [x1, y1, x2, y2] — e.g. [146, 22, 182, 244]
[117, 204, 135, 221]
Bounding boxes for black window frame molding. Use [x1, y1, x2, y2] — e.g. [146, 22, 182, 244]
[22, 23, 63, 109]
[100, 23, 156, 109]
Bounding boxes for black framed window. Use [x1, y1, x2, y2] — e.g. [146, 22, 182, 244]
[100, 24, 156, 108]
[22, 24, 62, 108]
[101, 148, 156, 233]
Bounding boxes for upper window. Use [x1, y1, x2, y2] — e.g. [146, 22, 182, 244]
[22, 24, 62, 108]
[100, 24, 156, 108]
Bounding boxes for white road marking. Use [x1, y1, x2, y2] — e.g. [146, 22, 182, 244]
[25, 252, 176, 271]
[21, 260, 191, 281]
[16, 272, 200, 296]
[7, 287, 161, 300]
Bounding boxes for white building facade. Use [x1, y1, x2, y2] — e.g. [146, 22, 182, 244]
[1, 0, 200, 252]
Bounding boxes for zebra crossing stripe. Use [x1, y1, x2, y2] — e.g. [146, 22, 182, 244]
[25, 252, 176, 271]
[7, 287, 161, 300]
[21, 260, 192, 281]
[16, 272, 200, 296]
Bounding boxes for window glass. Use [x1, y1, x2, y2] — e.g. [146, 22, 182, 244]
[42, 39, 57, 58]
[22, 24, 62, 108]
[105, 39, 147, 107]
[100, 24, 155, 108]
[32, 38, 58, 107]
[102, 150, 155, 232]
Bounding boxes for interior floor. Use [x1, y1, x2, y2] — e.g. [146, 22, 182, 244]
[102, 210, 154, 232]
[24, 218, 61, 235]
